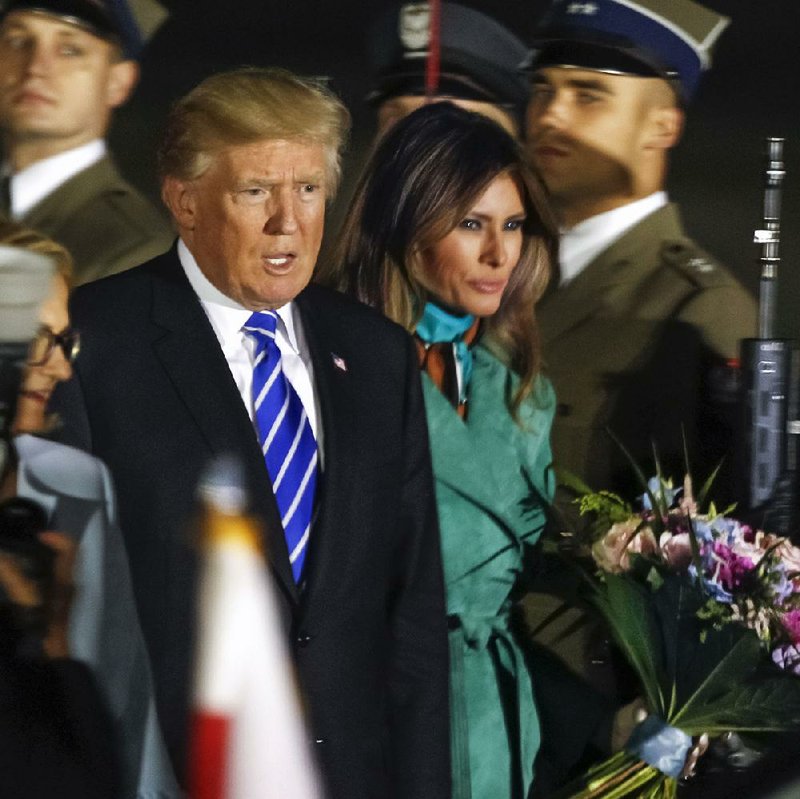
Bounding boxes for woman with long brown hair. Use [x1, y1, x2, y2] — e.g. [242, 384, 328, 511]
[337, 101, 558, 798]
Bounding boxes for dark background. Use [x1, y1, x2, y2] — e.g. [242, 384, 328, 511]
[112, 0, 800, 337]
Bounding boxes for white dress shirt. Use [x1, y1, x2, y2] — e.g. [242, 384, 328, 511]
[5, 139, 107, 219]
[177, 239, 325, 466]
[559, 191, 668, 285]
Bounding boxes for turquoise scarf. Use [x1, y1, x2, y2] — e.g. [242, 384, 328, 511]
[415, 302, 476, 403]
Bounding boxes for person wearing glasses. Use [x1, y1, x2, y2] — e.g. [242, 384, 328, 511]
[0, 220, 180, 798]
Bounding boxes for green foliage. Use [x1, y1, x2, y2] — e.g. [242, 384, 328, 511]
[576, 490, 632, 538]
[677, 676, 800, 735]
[589, 572, 666, 715]
[556, 467, 634, 543]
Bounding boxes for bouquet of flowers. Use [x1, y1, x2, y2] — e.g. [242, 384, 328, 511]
[555, 469, 800, 798]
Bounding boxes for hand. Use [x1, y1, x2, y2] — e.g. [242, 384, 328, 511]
[0, 530, 76, 658]
[611, 697, 648, 752]
[613, 699, 709, 780]
[680, 733, 709, 779]
[38, 531, 76, 658]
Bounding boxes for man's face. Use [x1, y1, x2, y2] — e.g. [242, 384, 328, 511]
[377, 94, 518, 138]
[168, 138, 328, 310]
[0, 11, 135, 153]
[526, 67, 664, 220]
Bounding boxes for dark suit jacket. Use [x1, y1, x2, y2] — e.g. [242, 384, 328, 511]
[21, 155, 174, 286]
[53, 247, 450, 799]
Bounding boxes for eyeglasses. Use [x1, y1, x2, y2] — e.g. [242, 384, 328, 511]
[27, 326, 81, 366]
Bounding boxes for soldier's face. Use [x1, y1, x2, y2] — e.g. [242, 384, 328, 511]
[0, 12, 137, 155]
[526, 68, 669, 222]
[377, 95, 518, 139]
[165, 138, 328, 311]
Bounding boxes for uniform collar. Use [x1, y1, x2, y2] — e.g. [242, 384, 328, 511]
[559, 191, 667, 285]
[5, 139, 106, 218]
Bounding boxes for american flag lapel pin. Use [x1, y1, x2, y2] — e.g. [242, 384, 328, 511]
[331, 353, 348, 372]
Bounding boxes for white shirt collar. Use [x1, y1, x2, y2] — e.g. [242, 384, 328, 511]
[176, 238, 300, 353]
[559, 192, 668, 285]
[7, 139, 106, 219]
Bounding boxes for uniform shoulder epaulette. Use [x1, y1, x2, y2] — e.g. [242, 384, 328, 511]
[659, 237, 736, 290]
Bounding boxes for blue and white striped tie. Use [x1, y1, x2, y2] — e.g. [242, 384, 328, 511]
[244, 311, 317, 582]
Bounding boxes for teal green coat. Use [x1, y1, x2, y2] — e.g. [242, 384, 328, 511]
[422, 344, 555, 799]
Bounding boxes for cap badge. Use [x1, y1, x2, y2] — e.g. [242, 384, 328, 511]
[566, 2, 599, 15]
[399, 3, 431, 52]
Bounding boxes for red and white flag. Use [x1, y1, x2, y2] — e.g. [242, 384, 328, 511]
[188, 460, 323, 799]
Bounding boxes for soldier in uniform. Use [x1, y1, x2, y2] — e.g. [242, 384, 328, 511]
[526, 0, 756, 507]
[367, 2, 531, 138]
[520, 1, 757, 790]
[0, 0, 173, 286]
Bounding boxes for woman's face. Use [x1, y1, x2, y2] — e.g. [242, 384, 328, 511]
[418, 173, 526, 318]
[14, 273, 72, 434]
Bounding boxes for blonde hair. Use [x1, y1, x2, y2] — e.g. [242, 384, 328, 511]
[158, 66, 351, 197]
[0, 220, 74, 287]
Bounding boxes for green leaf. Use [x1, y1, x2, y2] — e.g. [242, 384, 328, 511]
[590, 573, 666, 715]
[671, 632, 763, 726]
[555, 467, 595, 497]
[674, 676, 800, 735]
[605, 429, 664, 533]
[696, 461, 723, 510]
[646, 566, 664, 592]
[683, 512, 703, 576]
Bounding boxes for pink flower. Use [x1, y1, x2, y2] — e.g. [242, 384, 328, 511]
[593, 520, 657, 573]
[728, 535, 766, 566]
[708, 542, 755, 592]
[781, 610, 800, 644]
[659, 532, 693, 571]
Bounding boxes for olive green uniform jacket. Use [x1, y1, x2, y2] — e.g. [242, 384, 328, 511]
[422, 343, 555, 799]
[21, 155, 174, 286]
[540, 202, 756, 505]
[523, 205, 757, 789]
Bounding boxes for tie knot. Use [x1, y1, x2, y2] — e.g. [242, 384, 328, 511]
[243, 311, 278, 346]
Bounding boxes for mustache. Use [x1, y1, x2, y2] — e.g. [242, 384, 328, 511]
[531, 132, 577, 151]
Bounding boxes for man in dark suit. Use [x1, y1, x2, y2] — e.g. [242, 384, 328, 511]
[54, 66, 450, 798]
[0, 0, 173, 285]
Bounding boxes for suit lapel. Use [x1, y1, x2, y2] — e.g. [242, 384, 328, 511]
[148, 253, 297, 601]
[293, 288, 363, 608]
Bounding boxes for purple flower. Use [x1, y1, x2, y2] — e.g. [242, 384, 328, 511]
[771, 567, 797, 604]
[692, 519, 714, 544]
[772, 644, 800, 675]
[707, 542, 756, 593]
[782, 610, 800, 644]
